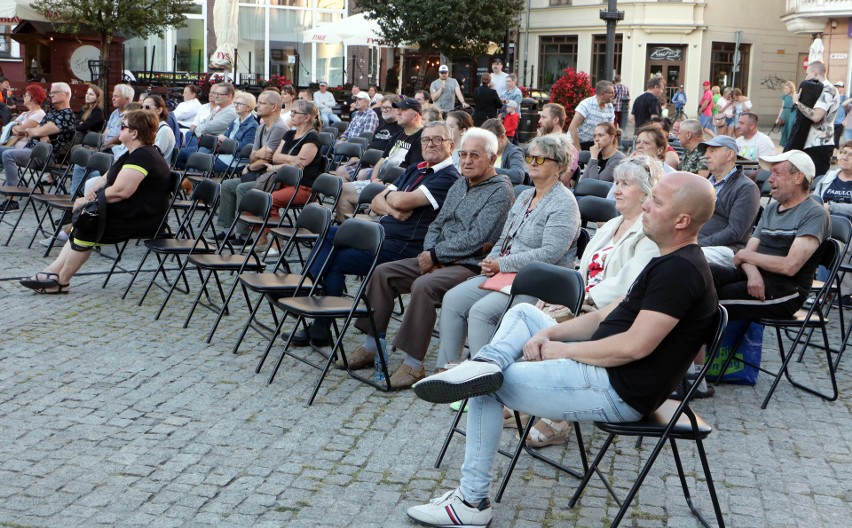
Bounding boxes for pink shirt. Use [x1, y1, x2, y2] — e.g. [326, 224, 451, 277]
[700, 89, 713, 117]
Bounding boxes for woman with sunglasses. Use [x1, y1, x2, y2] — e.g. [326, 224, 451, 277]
[435, 133, 581, 372]
[582, 121, 626, 182]
[142, 94, 176, 160]
[524, 154, 663, 447]
[20, 110, 172, 294]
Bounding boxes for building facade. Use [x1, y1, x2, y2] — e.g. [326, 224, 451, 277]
[782, 0, 852, 88]
[521, 0, 815, 124]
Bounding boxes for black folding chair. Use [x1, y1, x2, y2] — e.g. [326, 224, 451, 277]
[232, 204, 332, 356]
[182, 152, 215, 186]
[573, 178, 612, 199]
[215, 138, 240, 177]
[29, 151, 112, 255]
[569, 306, 728, 528]
[1, 143, 54, 245]
[322, 126, 340, 138]
[380, 164, 405, 185]
[318, 132, 336, 170]
[345, 182, 386, 221]
[434, 263, 588, 502]
[122, 178, 222, 303]
[355, 148, 383, 176]
[575, 227, 590, 260]
[179, 189, 273, 343]
[258, 219, 388, 404]
[577, 195, 619, 227]
[349, 137, 369, 151]
[330, 142, 363, 171]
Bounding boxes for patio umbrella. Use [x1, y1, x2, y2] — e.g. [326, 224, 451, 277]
[210, 0, 239, 70]
[302, 13, 398, 47]
[0, 0, 49, 24]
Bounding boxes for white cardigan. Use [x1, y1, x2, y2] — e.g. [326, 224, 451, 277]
[579, 214, 660, 308]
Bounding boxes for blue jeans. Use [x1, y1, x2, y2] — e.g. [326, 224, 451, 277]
[175, 134, 200, 169]
[70, 164, 101, 197]
[459, 303, 642, 501]
[321, 111, 341, 127]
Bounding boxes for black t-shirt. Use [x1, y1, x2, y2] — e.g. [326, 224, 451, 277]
[370, 122, 403, 152]
[280, 129, 324, 188]
[379, 162, 460, 248]
[598, 245, 718, 416]
[632, 91, 661, 129]
[821, 176, 852, 204]
[106, 145, 172, 227]
[382, 127, 424, 169]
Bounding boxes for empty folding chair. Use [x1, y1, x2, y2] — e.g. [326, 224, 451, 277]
[318, 132, 336, 170]
[258, 219, 387, 404]
[330, 142, 363, 171]
[578, 195, 619, 227]
[573, 178, 612, 199]
[434, 262, 588, 502]
[214, 138, 239, 177]
[232, 204, 332, 356]
[182, 152, 215, 186]
[568, 306, 728, 528]
[122, 178, 221, 304]
[1, 142, 54, 245]
[177, 189, 273, 343]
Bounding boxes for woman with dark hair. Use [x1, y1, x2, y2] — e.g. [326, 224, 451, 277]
[472, 73, 503, 126]
[446, 110, 473, 169]
[280, 84, 296, 128]
[4, 84, 46, 148]
[20, 110, 172, 294]
[142, 94, 176, 160]
[75, 85, 105, 136]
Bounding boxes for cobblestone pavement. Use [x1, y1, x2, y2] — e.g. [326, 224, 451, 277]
[0, 214, 851, 528]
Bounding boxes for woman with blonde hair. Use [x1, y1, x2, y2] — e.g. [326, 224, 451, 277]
[777, 81, 796, 148]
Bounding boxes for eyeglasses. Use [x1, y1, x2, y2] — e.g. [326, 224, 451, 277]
[49, 91, 65, 96]
[459, 150, 484, 160]
[525, 155, 557, 166]
[233, 102, 247, 107]
[421, 137, 448, 146]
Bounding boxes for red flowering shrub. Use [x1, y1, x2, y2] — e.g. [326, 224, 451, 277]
[549, 67, 594, 123]
[260, 74, 293, 89]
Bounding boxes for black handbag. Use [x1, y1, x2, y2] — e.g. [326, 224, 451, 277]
[71, 188, 108, 244]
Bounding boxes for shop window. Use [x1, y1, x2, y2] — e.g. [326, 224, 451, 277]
[538, 35, 578, 89]
[591, 34, 622, 85]
[710, 41, 751, 94]
[548, 0, 572, 5]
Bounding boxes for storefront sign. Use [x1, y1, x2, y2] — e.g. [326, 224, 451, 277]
[649, 47, 683, 61]
[830, 53, 848, 60]
[69, 45, 100, 82]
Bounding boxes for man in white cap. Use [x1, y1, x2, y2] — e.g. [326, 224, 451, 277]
[337, 91, 379, 144]
[313, 81, 341, 127]
[710, 150, 830, 321]
[697, 135, 761, 266]
[430, 65, 470, 113]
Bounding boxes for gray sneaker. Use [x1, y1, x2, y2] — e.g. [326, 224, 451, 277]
[413, 360, 503, 404]
[407, 488, 492, 528]
[38, 231, 69, 247]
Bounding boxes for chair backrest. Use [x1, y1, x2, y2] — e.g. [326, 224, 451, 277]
[349, 137, 369, 150]
[332, 217, 384, 253]
[753, 169, 770, 188]
[577, 150, 591, 167]
[218, 138, 239, 156]
[359, 148, 384, 168]
[274, 165, 303, 190]
[333, 121, 348, 135]
[238, 143, 254, 160]
[574, 178, 612, 199]
[190, 177, 221, 206]
[578, 195, 619, 225]
[322, 126, 340, 138]
[310, 173, 343, 211]
[381, 164, 406, 184]
[575, 227, 591, 260]
[358, 131, 374, 142]
[358, 182, 387, 206]
[87, 152, 114, 175]
[68, 147, 93, 168]
[334, 142, 363, 159]
[238, 188, 274, 218]
[29, 142, 53, 167]
[830, 214, 852, 247]
[169, 144, 181, 168]
[198, 134, 218, 151]
[81, 131, 103, 150]
[185, 152, 215, 173]
[508, 262, 585, 316]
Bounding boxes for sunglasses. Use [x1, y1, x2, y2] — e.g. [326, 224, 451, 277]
[120, 124, 135, 131]
[525, 155, 557, 166]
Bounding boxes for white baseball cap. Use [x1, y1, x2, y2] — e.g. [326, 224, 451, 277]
[438, 65, 449, 73]
[759, 150, 816, 182]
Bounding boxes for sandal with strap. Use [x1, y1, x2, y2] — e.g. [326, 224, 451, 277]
[502, 407, 530, 429]
[20, 272, 70, 294]
[526, 418, 572, 448]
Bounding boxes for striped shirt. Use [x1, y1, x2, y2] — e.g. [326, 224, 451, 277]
[575, 96, 615, 143]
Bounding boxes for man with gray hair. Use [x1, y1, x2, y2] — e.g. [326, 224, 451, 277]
[697, 135, 760, 266]
[676, 119, 709, 177]
[568, 80, 615, 151]
[0, 82, 75, 211]
[346, 127, 514, 388]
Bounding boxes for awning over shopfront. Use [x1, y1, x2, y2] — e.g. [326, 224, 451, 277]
[0, 0, 48, 24]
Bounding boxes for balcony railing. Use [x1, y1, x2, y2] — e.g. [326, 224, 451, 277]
[786, 0, 852, 15]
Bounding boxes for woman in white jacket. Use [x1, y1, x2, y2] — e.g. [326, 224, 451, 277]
[525, 155, 663, 447]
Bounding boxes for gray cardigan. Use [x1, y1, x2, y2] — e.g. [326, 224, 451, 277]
[698, 167, 761, 251]
[487, 183, 581, 271]
[425, 174, 514, 266]
[497, 143, 528, 185]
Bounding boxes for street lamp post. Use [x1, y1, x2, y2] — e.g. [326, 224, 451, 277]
[600, 0, 624, 81]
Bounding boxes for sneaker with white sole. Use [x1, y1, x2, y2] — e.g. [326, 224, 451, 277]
[407, 488, 492, 528]
[413, 360, 503, 404]
[38, 231, 69, 247]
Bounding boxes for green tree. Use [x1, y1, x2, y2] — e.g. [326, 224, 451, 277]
[32, 0, 193, 93]
[358, 0, 523, 58]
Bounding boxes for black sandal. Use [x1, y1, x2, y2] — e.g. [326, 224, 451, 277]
[20, 272, 70, 294]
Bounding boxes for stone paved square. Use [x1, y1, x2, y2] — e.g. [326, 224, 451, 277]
[0, 212, 850, 527]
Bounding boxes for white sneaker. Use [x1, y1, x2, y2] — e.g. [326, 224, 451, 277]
[413, 359, 503, 404]
[38, 231, 69, 247]
[407, 488, 492, 528]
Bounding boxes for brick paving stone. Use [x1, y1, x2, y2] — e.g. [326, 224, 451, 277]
[1, 211, 852, 527]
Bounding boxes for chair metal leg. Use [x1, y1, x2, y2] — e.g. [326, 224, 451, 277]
[122, 248, 152, 299]
[568, 434, 618, 509]
[101, 241, 129, 288]
[183, 269, 215, 328]
[434, 399, 468, 469]
[232, 291, 266, 355]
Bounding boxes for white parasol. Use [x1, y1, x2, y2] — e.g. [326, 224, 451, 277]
[808, 37, 824, 64]
[0, 0, 49, 24]
[302, 13, 411, 48]
[209, 0, 239, 70]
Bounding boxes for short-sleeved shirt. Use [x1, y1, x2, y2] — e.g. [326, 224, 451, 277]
[575, 96, 615, 143]
[753, 197, 831, 295]
[613, 83, 630, 112]
[280, 129, 324, 188]
[736, 132, 776, 161]
[430, 77, 461, 112]
[382, 127, 424, 171]
[369, 122, 402, 152]
[821, 176, 852, 204]
[600, 245, 718, 415]
[805, 80, 839, 149]
[631, 91, 661, 129]
[379, 160, 460, 246]
[490, 72, 508, 96]
[700, 89, 714, 116]
[679, 147, 708, 174]
[26, 108, 76, 155]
